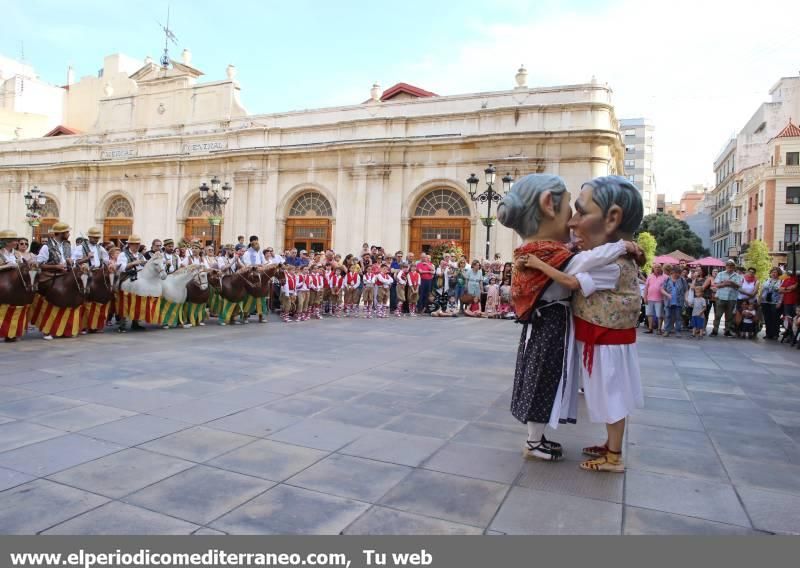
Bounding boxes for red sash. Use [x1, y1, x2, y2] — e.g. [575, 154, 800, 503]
[574, 317, 636, 377]
[408, 272, 421, 287]
[286, 274, 296, 291]
[346, 273, 359, 286]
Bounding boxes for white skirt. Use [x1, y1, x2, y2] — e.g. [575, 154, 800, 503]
[570, 340, 644, 424]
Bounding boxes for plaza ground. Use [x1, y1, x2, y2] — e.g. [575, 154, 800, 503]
[0, 317, 799, 535]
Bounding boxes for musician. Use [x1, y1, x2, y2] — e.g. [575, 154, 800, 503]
[0, 229, 22, 270]
[115, 235, 147, 332]
[161, 239, 180, 274]
[36, 222, 72, 272]
[71, 227, 110, 269]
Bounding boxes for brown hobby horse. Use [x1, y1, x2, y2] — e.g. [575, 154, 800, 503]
[0, 260, 39, 307]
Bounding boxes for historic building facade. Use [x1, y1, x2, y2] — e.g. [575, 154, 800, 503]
[0, 53, 624, 259]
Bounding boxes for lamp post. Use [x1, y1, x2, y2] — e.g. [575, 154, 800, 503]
[198, 176, 232, 252]
[23, 185, 48, 240]
[466, 165, 513, 260]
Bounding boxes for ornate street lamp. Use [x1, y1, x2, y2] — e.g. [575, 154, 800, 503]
[23, 185, 48, 240]
[466, 165, 513, 260]
[198, 176, 232, 251]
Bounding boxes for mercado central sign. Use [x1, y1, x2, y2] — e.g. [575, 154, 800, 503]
[0, 53, 624, 259]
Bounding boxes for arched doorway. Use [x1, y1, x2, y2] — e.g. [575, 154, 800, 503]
[32, 199, 60, 242]
[284, 191, 333, 253]
[410, 188, 471, 258]
[184, 198, 223, 246]
[102, 196, 134, 246]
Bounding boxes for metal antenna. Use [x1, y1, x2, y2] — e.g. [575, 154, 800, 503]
[157, 6, 178, 68]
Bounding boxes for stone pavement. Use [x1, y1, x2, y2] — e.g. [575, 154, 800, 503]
[1, 317, 799, 535]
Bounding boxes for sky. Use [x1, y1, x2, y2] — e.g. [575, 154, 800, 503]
[3, 0, 800, 201]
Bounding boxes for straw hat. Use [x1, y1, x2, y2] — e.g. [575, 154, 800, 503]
[127, 234, 142, 245]
[51, 222, 71, 233]
[87, 227, 102, 238]
[163, 238, 174, 246]
[0, 229, 19, 240]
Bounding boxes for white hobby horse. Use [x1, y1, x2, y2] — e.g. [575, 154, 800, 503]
[120, 253, 167, 297]
[161, 264, 206, 304]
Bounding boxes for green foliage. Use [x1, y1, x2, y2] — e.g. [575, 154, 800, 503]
[429, 240, 465, 265]
[744, 239, 772, 281]
[636, 232, 657, 275]
[637, 214, 708, 258]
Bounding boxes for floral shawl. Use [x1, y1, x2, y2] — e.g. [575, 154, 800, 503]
[511, 240, 573, 322]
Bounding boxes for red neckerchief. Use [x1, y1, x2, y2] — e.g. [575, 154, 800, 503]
[286, 274, 296, 290]
[511, 240, 573, 322]
[347, 273, 358, 286]
[409, 272, 421, 286]
[331, 275, 344, 289]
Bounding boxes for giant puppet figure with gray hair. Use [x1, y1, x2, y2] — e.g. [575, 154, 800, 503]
[520, 175, 645, 473]
[498, 174, 637, 462]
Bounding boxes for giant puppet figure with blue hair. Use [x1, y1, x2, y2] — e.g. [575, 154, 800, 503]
[517, 175, 645, 473]
[498, 174, 641, 464]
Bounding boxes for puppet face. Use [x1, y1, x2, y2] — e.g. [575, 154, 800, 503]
[568, 186, 620, 251]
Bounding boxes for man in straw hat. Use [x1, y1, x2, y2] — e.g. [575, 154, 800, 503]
[0, 229, 32, 342]
[115, 234, 150, 332]
[72, 227, 112, 335]
[36, 221, 72, 271]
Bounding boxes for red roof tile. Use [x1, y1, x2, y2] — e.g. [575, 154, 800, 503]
[774, 119, 800, 139]
[43, 125, 79, 137]
[380, 82, 438, 101]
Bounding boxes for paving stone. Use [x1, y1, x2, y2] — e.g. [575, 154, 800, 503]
[48, 448, 194, 498]
[78, 414, 190, 446]
[0, 479, 109, 534]
[737, 486, 800, 534]
[193, 527, 227, 535]
[340, 430, 444, 467]
[29, 404, 136, 432]
[626, 424, 715, 453]
[147, 398, 254, 425]
[379, 469, 507, 528]
[0, 466, 35, 492]
[306, 386, 364, 402]
[516, 458, 624, 502]
[126, 465, 274, 525]
[205, 408, 301, 438]
[211, 485, 369, 535]
[625, 470, 750, 527]
[0, 434, 124, 477]
[423, 442, 524, 484]
[44, 501, 199, 535]
[0, 386, 40, 403]
[720, 456, 800, 495]
[707, 431, 800, 465]
[287, 454, 411, 502]
[626, 445, 728, 481]
[381, 413, 468, 440]
[642, 387, 690, 400]
[450, 423, 523, 452]
[412, 399, 487, 421]
[343, 506, 482, 535]
[641, 397, 697, 415]
[629, 408, 705, 431]
[315, 403, 398, 428]
[207, 439, 328, 481]
[0, 395, 86, 420]
[623, 506, 757, 535]
[141, 427, 256, 462]
[0, 421, 66, 453]
[59, 385, 195, 413]
[268, 419, 368, 451]
[265, 396, 333, 416]
[490, 486, 622, 535]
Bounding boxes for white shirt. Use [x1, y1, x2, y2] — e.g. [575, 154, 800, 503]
[116, 248, 144, 273]
[539, 240, 627, 302]
[36, 240, 69, 264]
[266, 254, 285, 265]
[243, 248, 266, 266]
[71, 242, 108, 268]
[1, 248, 18, 266]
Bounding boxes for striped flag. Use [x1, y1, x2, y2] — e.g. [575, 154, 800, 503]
[82, 301, 110, 332]
[0, 304, 30, 339]
[160, 299, 185, 328]
[33, 297, 81, 338]
[183, 302, 207, 326]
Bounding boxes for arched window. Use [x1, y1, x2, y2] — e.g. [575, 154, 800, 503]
[33, 198, 60, 242]
[188, 198, 216, 217]
[288, 191, 333, 217]
[106, 197, 133, 217]
[414, 189, 470, 217]
[40, 200, 59, 218]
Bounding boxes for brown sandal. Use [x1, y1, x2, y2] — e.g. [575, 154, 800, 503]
[582, 443, 609, 457]
[580, 452, 624, 473]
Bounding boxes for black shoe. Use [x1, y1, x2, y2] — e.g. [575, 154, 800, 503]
[540, 435, 562, 451]
[710, 330, 718, 337]
[524, 439, 563, 461]
[724, 331, 733, 337]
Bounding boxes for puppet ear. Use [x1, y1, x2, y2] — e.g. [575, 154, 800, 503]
[539, 191, 556, 219]
[605, 204, 623, 235]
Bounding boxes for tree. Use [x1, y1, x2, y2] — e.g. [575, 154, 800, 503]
[429, 240, 464, 265]
[636, 232, 657, 275]
[637, 214, 708, 258]
[744, 239, 771, 281]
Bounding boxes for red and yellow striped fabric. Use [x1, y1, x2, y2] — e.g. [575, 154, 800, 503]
[0, 304, 29, 339]
[82, 301, 110, 332]
[32, 297, 81, 338]
[118, 291, 161, 324]
[29, 294, 44, 326]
